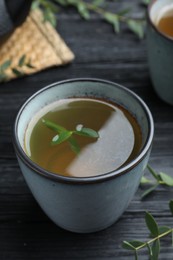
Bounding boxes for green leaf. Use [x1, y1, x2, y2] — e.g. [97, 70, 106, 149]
[26, 63, 35, 69]
[140, 176, 152, 184]
[18, 55, 26, 67]
[31, 0, 40, 10]
[54, 0, 68, 6]
[42, 119, 66, 133]
[145, 212, 159, 237]
[103, 13, 120, 33]
[0, 60, 11, 71]
[117, 8, 131, 16]
[68, 136, 80, 154]
[39, 0, 59, 12]
[12, 68, 24, 77]
[52, 131, 73, 145]
[147, 165, 160, 181]
[142, 0, 150, 5]
[169, 200, 173, 215]
[77, 2, 90, 20]
[92, 0, 104, 6]
[146, 243, 153, 258]
[158, 226, 171, 235]
[122, 241, 136, 250]
[43, 9, 57, 27]
[126, 240, 145, 248]
[127, 19, 144, 39]
[151, 239, 160, 260]
[141, 184, 158, 199]
[159, 172, 173, 186]
[75, 126, 99, 138]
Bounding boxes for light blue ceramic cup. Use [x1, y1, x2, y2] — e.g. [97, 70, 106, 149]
[147, 0, 173, 105]
[13, 78, 154, 233]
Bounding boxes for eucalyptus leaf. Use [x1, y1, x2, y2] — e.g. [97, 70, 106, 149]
[18, 55, 26, 67]
[103, 13, 120, 33]
[32, 0, 146, 39]
[147, 165, 160, 181]
[146, 242, 153, 258]
[26, 63, 35, 69]
[140, 176, 152, 184]
[68, 136, 80, 154]
[126, 240, 145, 248]
[31, 0, 40, 9]
[75, 127, 99, 138]
[43, 9, 57, 26]
[159, 172, 173, 186]
[54, 0, 68, 6]
[42, 119, 66, 133]
[67, 0, 77, 4]
[52, 130, 73, 145]
[42, 119, 99, 154]
[0, 60, 11, 71]
[145, 212, 159, 237]
[169, 200, 173, 216]
[123, 200, 173, 259]
[77, 2, 90, 19]
[122, 241, 136, 250]
[158, 226, 171, 235]
[38, 0, 59, 12]
[92, 0, 104, 7]
[127, 19, 144, 39]
[142, 0, 150, 5]
[12, 68, 24, 77]
[117, 8, 131, 16]
[151, 239, 160, 260]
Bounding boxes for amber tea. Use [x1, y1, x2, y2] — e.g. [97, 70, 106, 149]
[157, 7, 173, 38]
[25, 98, 142, 177]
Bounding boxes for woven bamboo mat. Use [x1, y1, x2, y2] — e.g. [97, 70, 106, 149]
[0, 9, 74, 80]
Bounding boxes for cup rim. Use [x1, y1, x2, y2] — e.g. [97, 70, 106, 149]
[13, 78, 154, 184]
[147, 0, 173, 42]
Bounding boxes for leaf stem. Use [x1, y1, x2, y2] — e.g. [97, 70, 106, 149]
[84, 1, 126, 22]
[147, 165, 160, 180]
[135, 229, 173, 251]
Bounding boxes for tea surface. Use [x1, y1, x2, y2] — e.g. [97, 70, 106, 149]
[157, 9, 173, 38]
[25, 98, 142, 177]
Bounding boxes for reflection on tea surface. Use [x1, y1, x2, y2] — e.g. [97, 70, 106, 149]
[25, 98, 142, 177]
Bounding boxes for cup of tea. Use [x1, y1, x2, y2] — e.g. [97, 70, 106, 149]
[147, 0, 173, 105]
[13, 78, 154, 233]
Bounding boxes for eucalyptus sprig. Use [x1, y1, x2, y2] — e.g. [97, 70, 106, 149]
[0, 55, 34, 82]
[140, 165, 173, 199]
[42, 118, 99, 154]
[32, 0, 146, 39]
[32, 0, 59, 26]
[55, 0, 145, 38]
[123, 200, 173, 260]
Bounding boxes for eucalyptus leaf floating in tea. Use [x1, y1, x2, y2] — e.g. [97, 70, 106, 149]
[25, 98, 142, 177]
[42, 118, 99, 150]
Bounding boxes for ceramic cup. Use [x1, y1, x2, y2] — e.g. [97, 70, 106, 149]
[147, 0, 173, 105]
[13, 78, 154, 233]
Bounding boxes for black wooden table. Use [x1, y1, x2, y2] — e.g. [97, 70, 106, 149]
[1, 1, 173, 259]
